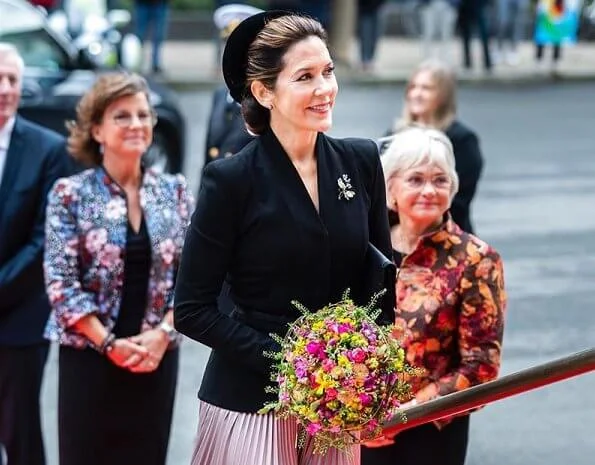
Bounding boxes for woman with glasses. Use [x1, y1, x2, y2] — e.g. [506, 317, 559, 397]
[43, 72, 193, 465]
[362, 126, 507, 465]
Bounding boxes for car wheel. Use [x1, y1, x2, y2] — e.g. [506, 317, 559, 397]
[144, 131, 175, 173]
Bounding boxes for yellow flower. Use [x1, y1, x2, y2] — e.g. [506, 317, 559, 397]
[312, 321, 325, 332]
[337, 355, 352, 370]
[326, 400, 339, 410]
[367, 357, 379, 369]
[350, 334, 367, 347]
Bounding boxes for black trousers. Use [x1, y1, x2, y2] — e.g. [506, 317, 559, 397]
[0, 343, 49, 465]
[536, 44, 562, 62]
[361, 415, 470, 465]
[58, 345, 179, 465]
[459, 4, 492, 70]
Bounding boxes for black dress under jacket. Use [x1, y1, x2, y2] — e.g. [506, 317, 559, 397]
[174, 128, 392, 413]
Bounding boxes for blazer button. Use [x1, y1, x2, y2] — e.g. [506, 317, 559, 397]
[209, 147, 220, 159]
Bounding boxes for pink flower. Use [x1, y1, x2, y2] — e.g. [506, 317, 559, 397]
[306, 341, 324, 357]
[159, 239, 176, 265]
[366, 419, 379, 431]
[85, 228, 108, 254]
[350, 348, 367, 363]
[98, 243, 121, 267]
[337, 323, 352, 334]
[104, 198, 126, 220]
[47, 281, 64, 303]
[325, 388, 338, 401]
[306, 422, 322, 435]
[359, 393, 373, 407]
[322, 359, 335, 372]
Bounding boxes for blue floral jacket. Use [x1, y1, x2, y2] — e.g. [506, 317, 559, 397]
[44, 166, 193, 349]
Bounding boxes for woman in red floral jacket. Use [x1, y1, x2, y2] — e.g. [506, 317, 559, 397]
[362, 126, 507, 465]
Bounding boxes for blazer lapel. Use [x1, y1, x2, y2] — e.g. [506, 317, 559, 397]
[260, 128, 326, 237]
[0, 118, 26, 223]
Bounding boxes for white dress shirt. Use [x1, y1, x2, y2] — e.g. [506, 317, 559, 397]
[0, 117, 16, 187]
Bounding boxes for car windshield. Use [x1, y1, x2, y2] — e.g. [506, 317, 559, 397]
[0, 0, 70, 71]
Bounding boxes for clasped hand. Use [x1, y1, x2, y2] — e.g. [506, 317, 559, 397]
[106, 328, 169, 373]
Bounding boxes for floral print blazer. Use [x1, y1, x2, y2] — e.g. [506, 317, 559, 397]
[44, 166, 193, 349]
[394, 218, 506, 420]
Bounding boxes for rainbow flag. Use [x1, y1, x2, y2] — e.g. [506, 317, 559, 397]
[534, 0, 583, 45]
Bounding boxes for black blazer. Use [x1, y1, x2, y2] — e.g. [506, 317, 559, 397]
[174, 128, 392, 413]
[0, 116, 70, 345]
[445, 120, 484, 235]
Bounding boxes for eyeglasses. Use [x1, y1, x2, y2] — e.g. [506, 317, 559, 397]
[111, 111, 157, 128]
[400, 174, 451, 190]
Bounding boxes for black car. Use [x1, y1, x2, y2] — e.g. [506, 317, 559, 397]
[0, 0, 185, 173]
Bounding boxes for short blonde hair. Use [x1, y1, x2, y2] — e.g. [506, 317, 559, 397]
[396, 59, 457, 132]
[382, 125, 459, 202]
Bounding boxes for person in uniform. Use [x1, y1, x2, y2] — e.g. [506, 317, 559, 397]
[203, 4, 262, 170]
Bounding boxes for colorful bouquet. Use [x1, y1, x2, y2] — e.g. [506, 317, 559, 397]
[259, 290, 419, 454]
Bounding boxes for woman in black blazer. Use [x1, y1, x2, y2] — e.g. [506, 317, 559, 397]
[383, 58, 484, 234]
[174, 11, 392, 465]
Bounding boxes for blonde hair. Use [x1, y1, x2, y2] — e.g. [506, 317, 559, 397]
[382, 125, 459, 202]
[395, 59, 457, 132]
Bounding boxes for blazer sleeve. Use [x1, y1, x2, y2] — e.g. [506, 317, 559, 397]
[434, 247, 506, 396]
[174, 160, 280, 375]
[164, 174, 195, 315]
[366, 141, 392, 261]
[357, 140, 394, 325]
[0, 139, 70, 300]
[44, 178, 101, 328]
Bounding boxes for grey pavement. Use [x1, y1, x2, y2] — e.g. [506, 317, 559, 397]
[41, 82, 595, 465]
[151, 37, 595, 88]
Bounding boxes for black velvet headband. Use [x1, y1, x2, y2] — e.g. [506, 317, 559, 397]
[221, 10, 289, 103]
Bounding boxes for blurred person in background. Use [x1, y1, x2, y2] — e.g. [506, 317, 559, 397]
[357, 0, 386, 72]
[383, 59, 483, 234]
[134, 0, 169, 73]
[494, 0, 530, 66]
[0, 43, 70, 465]
[419, 0, 459, 62]
[362, 126, 507, 465]
[533, 0, 580, 73]
[205, 3, 259, 172]
[457, 0, 493, 72]
[43, 72, 193, 465]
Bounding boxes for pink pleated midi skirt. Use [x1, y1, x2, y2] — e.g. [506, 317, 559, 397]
[191, 400, 361, 465]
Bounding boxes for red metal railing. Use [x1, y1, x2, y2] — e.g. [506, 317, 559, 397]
[382, 348, 595, 435]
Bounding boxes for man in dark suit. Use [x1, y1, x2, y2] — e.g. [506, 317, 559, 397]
[0, 43, 71, 465]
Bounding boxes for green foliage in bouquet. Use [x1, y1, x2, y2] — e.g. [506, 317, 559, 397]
[259, 290, 420, 455]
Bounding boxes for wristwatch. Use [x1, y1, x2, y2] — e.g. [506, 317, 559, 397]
[158, 321, 177, 341]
